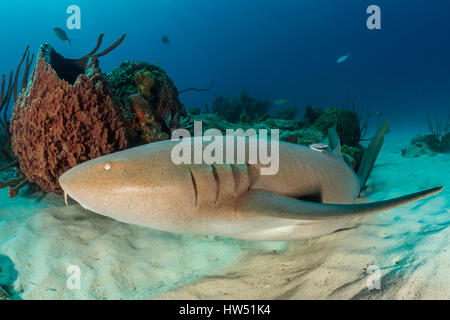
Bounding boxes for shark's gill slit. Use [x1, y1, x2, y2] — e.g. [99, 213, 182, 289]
[188, 168, 198, 207]
[245, 162, 259, 190]
[211, 164, 220, 204]
[230, 164, 240, 196]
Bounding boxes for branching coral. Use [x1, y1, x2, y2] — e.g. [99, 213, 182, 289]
[342, 97, 371, 142]
[427, 114, 449, 143]
[403, 113, 450, 157]
[179, 81, 214, 94]
[0, 46, 34, 197]
[301, 105, 323, 126]
[47, 33, 126, 85]
[211, 91, 271, 123]
[0, 160, 27, 198]
[211, 94, 243, 122]
[240, 90, 271, 120]
[0, 46, 34, 162]
[10, 35, 128, 195]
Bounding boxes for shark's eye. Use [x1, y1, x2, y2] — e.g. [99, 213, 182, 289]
[104, 163, 112, 171]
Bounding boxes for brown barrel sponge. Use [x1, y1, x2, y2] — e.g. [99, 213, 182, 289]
[10, 41, 128, 194]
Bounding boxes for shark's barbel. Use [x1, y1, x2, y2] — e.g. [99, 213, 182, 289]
[59, 124, 442, 241]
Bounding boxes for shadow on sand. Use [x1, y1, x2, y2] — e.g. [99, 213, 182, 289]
[0, 254, 21, 300]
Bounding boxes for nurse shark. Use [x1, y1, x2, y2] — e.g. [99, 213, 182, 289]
[59, 122, 442, 241]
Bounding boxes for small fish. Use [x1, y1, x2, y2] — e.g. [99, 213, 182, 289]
[162, 36, 170, 44]
[376, 111, 383, 117]
[54, 28, 72, 46]
[337, 52, 350, 64]
[274, 98, 289, 106]
[309, 142, 329, 152]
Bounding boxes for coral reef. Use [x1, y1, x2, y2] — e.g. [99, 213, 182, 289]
[211, 91, 271, 122]
[184, 112, 324, 145]
[426, 114, 450, 144]
[240, 90, 271, 120]
[341, 144, 364, 172]
[10, 35, 128, 195]
[184, 103, 369, 171]
[2, 36, 372, 197]
[402, 134, 449, 157]
[313, 108, 361, 147]
[401, 135, 438, 158]
[275, 105, 299, 120]
[107, 60, 186, 140]
[211, 94, 243, 122]
[135, 70, 154, 99]
[128, 94, 169, 144]
[188, 107, 201, 116]
[301, 105, 323, 126]
[402, 115, 450, 158]
[4, 43, 193, 196]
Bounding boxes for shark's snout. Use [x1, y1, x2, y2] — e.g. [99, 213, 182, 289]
[59, 166, 82, 194]
[58, 160, 104, 207]
[59, 166, 84, 206]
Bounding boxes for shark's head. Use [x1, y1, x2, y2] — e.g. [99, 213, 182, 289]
[59, 142, 193, 225]
[59, 152, 140, 212]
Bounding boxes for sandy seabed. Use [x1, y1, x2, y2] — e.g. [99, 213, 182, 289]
[0, 130, 449, 300]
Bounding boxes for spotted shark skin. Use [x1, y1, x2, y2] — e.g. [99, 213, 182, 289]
[59, 136, 442, 241]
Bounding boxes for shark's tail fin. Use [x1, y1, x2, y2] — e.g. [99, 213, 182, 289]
[238, 187, 443, 222]
[357, 120, 390, 190]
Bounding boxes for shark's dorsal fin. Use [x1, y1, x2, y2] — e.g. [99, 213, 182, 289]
[357, 120, 390, 189]
[237, 187, 442, 221]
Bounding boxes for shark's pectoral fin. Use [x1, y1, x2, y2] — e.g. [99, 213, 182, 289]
[328, 127, 343, 159]
[236, 187, 442, 221]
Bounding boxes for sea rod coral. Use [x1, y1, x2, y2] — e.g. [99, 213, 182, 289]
[0, 46, 34, 197]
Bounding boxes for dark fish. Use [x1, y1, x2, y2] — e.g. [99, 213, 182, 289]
[162, 36, 170, 44]
[54, 28, 72, 46]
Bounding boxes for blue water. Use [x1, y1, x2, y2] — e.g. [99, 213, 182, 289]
[1, 0, 449, 129]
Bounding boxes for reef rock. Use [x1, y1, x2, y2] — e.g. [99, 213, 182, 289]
[10, 40, 128, 194]
[127, 94, 169, 144]
[401, 134, 449, 157]
[313, 108, 361, 147]
[107, 61, 186, 135]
